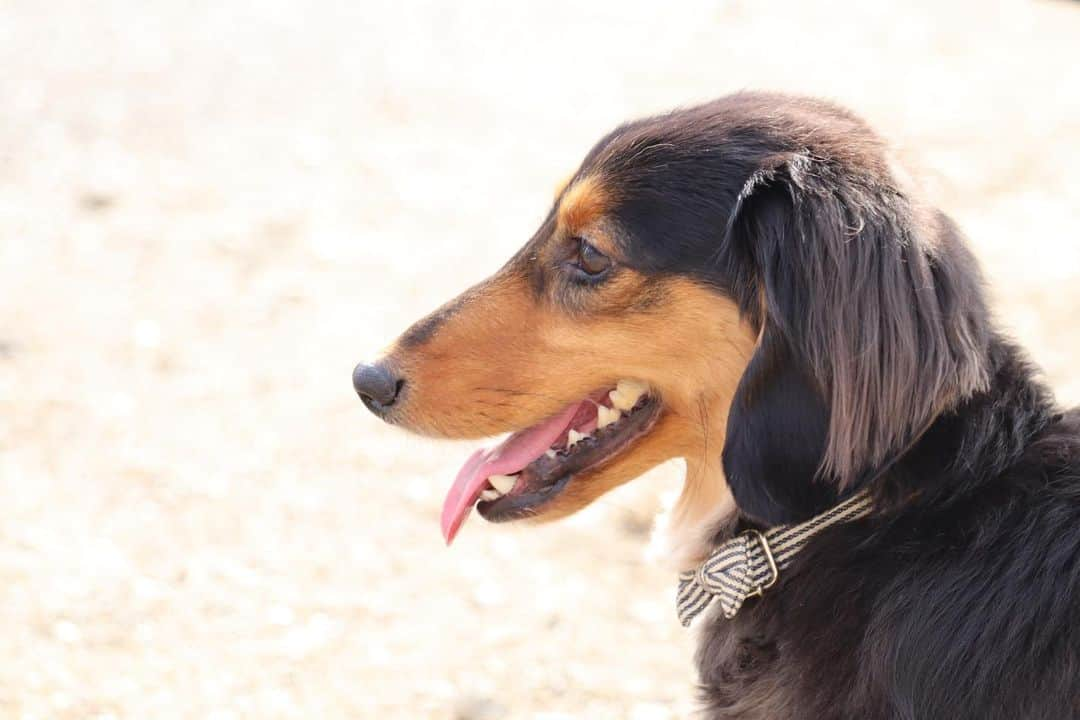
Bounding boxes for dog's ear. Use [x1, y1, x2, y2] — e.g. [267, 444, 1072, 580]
[720, 157, 989, 523]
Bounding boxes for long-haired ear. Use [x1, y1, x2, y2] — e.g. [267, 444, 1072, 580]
[721, 157, 989, 522]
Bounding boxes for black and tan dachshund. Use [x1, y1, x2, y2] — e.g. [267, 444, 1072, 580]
[354, 92, 1080, 719]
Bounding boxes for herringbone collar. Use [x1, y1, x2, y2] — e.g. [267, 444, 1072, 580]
[676, 491, 873, 626]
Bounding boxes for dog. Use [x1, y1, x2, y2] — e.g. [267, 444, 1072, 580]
[353, 92, 1080, 719]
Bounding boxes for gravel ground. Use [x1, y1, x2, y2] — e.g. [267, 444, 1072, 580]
[1, 1, 1079, 718]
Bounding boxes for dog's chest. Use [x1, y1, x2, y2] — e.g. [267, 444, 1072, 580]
[694, 615, 802, 719]
[692, 605, 873, 720]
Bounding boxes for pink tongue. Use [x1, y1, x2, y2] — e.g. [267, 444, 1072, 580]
[440, 400, 587, 545]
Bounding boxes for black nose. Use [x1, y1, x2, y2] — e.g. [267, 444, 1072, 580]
[353, 362, 403, 413]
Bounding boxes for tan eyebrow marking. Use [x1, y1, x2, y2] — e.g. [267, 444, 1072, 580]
[557, 175, 608, 234]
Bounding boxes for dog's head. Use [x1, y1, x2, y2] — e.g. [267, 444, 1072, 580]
[354, 93, 989, 556]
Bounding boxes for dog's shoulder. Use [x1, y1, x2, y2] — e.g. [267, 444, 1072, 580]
[696, 396, 1080, 720]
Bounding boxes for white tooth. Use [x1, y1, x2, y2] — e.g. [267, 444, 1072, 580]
[545, 449, 557, 459]
[611, 379, 648, 411]
[480, 489, 500, 501]
[597, 405, 621, 429]
[488, 474, 517, 494]
[567, 429, 585, 447]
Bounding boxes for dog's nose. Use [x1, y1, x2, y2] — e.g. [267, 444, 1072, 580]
[353, 361, 403, 413]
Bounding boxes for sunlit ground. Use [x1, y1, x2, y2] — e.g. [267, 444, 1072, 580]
[1, 1, 1079, 717]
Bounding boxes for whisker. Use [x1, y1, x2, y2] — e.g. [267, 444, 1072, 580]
[472, 386, 566, 404]
[694, 395, 711, 487]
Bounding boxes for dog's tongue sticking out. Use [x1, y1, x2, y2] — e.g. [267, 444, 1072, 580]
[441, 400, 589, 545]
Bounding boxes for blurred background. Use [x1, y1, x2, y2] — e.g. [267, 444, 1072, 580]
[2, 1, 1079, 718]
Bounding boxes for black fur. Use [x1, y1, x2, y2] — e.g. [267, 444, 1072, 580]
[573, 93, 1080, 718]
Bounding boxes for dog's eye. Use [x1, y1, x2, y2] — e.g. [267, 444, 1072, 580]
[573, 238, 612, 276]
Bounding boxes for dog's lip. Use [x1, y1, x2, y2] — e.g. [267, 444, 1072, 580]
[440, 381, 658, 544]
[475, 396, 663, 523]
[440, 392, 608, 544]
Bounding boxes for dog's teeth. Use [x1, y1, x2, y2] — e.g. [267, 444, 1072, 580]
[480, 489, 500, 501]
[545, 449, 557, 459]
[597, 405, 621, 429]
[610, 379, 648, 412]
[567, 429, 585, 447]
[618, 378, 649, 404]
[488, 474, 517, 494]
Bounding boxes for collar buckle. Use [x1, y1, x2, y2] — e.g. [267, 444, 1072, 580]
[677, 491, 873, 627]
[741, 529, 779, 598]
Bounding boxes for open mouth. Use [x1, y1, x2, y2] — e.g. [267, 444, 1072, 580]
[440, 379, 662, 544]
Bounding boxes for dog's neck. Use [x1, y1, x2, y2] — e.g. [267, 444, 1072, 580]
[651, 455, 738, 572]
[654, 335, 1057, 573]
[876, 336, 1056, 509]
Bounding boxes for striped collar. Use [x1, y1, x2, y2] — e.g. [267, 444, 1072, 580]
[676, 491, 873, 626]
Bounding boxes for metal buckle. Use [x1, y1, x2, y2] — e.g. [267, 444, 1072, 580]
[741, 529, 779, 598]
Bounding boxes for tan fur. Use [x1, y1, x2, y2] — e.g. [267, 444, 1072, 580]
[651, 456, 738, 571]
[387, 248, 756, 561]
[380, 171, 758, 561]
[557, 175, 609, 235]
